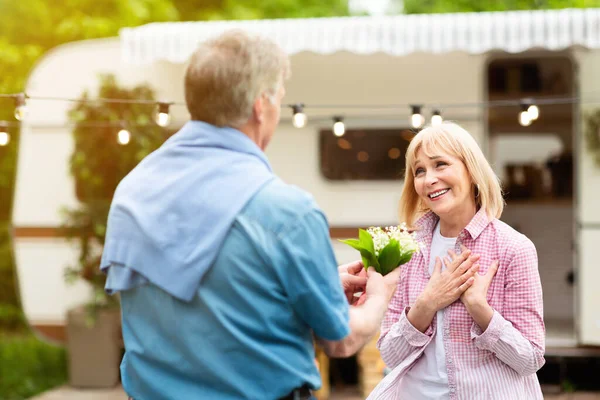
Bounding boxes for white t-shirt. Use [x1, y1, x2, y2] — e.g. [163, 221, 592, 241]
[398, 221, 456, 399]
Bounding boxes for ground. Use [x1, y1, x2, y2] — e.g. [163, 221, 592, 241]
[29, 385, 600, 400]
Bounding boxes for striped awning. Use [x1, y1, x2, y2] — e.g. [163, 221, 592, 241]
[120, 8, 600, 65]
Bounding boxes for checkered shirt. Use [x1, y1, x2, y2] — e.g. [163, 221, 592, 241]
[368, 209, 545, 400]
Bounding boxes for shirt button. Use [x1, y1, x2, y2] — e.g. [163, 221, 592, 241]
[447, 358, 453, 364]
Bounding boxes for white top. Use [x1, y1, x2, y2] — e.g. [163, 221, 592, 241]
[398, 221, 456, 399]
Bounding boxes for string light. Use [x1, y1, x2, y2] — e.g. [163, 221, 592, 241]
[332, 116, 345, 137]
[291, 104, 307, 128]
[0, 123, 9, 146]
[410, 105, 424, 129]
[2, 91, 600, 132]
[527, 104, 539, 120]
[14, 93, 27, 121]
[154, 102, 172, 127]
[117, 125, 131, 145]
[431, 110, 443, 126]
[519, 103, 532, 126]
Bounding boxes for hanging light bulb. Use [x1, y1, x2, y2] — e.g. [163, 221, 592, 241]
[410, 105, 425, 129]
[518, 103, 532, 127]
[117, 126, 131, 145]
[0, 124, 9, 146]
[154, 102, 172, 127]
[527, 104, 539, 120]
[333, 116, 345, 137]
[431, 110, 443, 126]
[14, 93, 27, 121]
[291, 104, 307, 128]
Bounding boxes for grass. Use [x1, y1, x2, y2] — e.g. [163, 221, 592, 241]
[0, 334, 67, 400]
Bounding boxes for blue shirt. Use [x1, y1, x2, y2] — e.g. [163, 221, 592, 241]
[119, 178, 350, 400]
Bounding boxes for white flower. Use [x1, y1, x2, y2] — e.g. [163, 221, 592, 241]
[367, 223, 420, 257]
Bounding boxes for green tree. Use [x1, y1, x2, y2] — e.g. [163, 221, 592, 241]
[404, 0, 600, 14]
[0, 0, 179, 331]
[0, 0, 352, 331]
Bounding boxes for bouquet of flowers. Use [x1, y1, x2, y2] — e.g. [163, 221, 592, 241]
[340, 224, 420, 275]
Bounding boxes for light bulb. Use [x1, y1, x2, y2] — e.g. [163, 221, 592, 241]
[411, 113, 425, 129]
[155, 103, 171, 127]
[0, 132, 9, 146]
[291, 104, 307, 128]
[519, 111, 532, 126]
[527, 104, 539, 120]
[410, 105, 424, 129]
[431, 110, 443, 126]
[333, 117, 345, 137]
[14, 94, 27, 121]
[293, 112, 307, 128]
[118, 129, 131, 145]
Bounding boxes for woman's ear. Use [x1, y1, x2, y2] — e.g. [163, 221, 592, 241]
[473, 183, 480, 198]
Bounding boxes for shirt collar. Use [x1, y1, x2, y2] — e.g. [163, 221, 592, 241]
[414, 208, 491, 240]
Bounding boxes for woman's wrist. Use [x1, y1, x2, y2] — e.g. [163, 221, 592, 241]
[407, 296, 437, 333]
[464, 299, 494, 331]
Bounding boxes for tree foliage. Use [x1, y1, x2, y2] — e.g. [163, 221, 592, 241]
[404, 0, 600, 14]
[0, 0, 352, 330]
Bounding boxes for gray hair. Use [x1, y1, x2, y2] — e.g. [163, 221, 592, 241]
[184, 30, 291, 127]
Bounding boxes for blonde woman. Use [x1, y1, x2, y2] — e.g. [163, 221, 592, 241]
[368, 122, 545, 399]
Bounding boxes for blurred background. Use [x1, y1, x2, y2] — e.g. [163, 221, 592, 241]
[2, 0, 600, 399]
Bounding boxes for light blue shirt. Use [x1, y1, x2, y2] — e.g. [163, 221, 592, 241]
[119, 178, 350, 400]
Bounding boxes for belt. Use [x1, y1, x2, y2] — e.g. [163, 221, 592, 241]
[278, 384, 313, 400]
[130, 385, 313, 400]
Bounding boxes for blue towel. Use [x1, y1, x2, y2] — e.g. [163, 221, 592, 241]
[100, 121, 275, 301]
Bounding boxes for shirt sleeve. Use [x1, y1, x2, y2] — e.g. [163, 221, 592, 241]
[276, 209, 350, 341]
[470, 237, 546, 376]
[377, 265, 434, 369]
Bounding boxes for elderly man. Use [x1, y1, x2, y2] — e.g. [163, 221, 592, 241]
[101, 30, 400, 400]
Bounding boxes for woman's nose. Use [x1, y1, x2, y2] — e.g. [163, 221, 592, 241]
[424, 172, 438, 186]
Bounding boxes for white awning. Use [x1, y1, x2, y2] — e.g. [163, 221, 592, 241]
[120, 8, 600, 65]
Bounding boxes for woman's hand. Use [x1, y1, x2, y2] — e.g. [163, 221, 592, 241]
[448, 246, 498, 331]
[408, 248, 480, 332]
[420, 248, 480, 312]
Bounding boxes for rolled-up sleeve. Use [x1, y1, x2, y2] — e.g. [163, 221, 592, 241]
[277, 209, 350, 341]
[377, 282, 434, 368]
[471, 238, 545, 376]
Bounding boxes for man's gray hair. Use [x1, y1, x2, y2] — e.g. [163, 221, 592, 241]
[184, 30, 291, 127]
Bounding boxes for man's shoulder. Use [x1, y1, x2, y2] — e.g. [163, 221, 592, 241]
[240, 178, 324, 231]
[250, 178, 320, 214]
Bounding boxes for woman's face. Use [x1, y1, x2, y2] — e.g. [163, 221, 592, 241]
[412, 148, 475, 219]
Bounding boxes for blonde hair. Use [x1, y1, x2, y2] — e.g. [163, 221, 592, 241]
[184, 30, 291, 127]
[399, 122, 504, 227]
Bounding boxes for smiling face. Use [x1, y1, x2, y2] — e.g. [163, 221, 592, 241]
[412, 148, 476, 221]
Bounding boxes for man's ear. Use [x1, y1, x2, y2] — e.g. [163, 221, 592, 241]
[252, 96, 264, 124]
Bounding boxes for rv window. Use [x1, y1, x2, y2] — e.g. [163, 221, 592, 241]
[319, 128, 412, 181]
[491, 134, 572, 200]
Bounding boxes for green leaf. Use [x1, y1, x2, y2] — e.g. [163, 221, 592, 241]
[378, 239, 401, 275]
[358, 229, 379, 269]
[398, 250, 416, 266]
[339, 232, 379, 270]
[339, 238, 362, 251]
[358, 229, 375, 254]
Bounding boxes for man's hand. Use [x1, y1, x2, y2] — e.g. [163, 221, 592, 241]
[338, 260, 367, 304]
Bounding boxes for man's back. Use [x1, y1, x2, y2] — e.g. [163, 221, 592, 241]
[119, 178, 350, 400]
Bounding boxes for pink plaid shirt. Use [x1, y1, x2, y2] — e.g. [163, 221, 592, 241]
[368, 209, 545, 400]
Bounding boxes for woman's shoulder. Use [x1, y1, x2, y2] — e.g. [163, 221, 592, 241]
[487, 218, 537, 258]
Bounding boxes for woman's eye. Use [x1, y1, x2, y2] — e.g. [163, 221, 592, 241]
[436, 161, 448, 168]
[414, 167, 425, 176]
